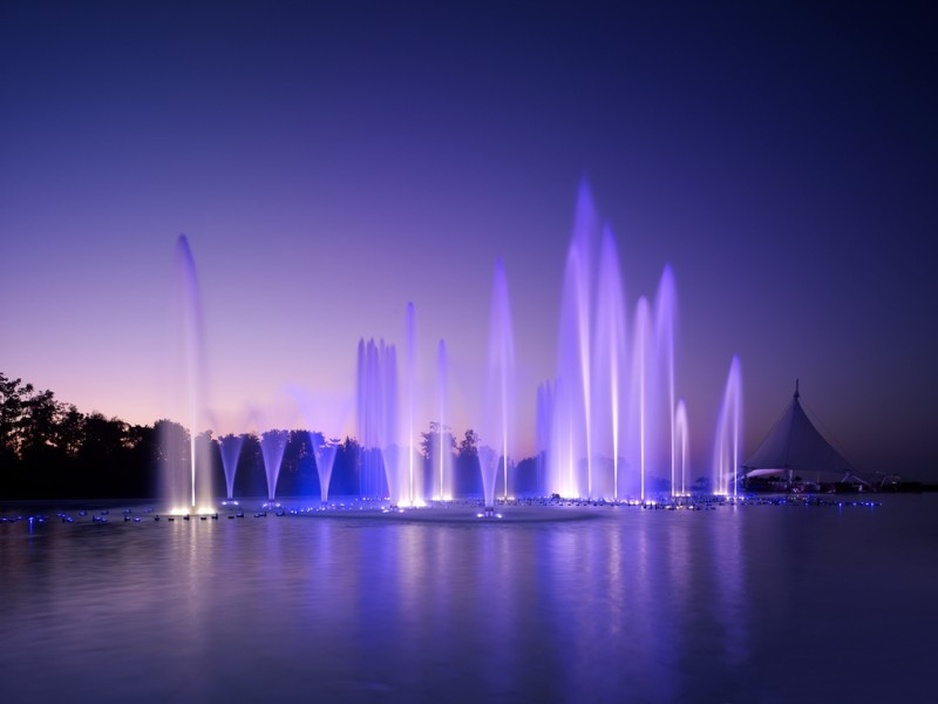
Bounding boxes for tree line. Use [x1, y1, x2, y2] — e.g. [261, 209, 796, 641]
[1, 372, 540, 500]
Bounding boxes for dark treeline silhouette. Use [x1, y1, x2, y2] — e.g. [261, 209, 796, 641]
[1, 372, 541, 501]
[1, 373, 154, 499]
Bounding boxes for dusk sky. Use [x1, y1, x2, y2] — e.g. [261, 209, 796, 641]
[2, 1, 935, 480]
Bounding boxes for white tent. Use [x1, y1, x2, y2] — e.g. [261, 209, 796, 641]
[743, 381, 866, 487]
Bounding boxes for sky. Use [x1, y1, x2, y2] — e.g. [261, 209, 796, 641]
[2, 1, 936, 481]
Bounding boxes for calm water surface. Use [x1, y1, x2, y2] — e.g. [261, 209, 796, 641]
[1, 495, 936, 703]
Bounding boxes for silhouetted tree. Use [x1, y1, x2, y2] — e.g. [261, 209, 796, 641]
[513, 456, 539, 496]
[0, 374, 32, 463]
[277, 430, 313, 496]
[334, 436, 361, 497]
[234, 432, 266, 497]
[456, 429, 482, 496]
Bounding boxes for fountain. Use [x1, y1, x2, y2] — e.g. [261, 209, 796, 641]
[654, 265, 677, 496]
[260, 429, 289, 502]
[434, 340, 453, 500]
[162, 234, 214, 513]
[629, 297, 652, 502]
[356, 338, 397, 502]
[166, 181, 745, 509]
[538, 184, 689, 503]
[481, 258, 516, 510]
[218, 434, 244, 500]
[309, 432, 337, 504]
[593, 226, 627, 500]
[403, 302, 423, 506]
[674, 400, 689, 496]
[549, 182, 597, 499]
[713, 356, 743, 497]
[535, 381, 554, 496]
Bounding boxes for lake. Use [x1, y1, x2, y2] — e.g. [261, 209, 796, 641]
[1, 495, 936, 703]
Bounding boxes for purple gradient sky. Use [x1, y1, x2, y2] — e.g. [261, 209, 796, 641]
[2, 2, 935, 479]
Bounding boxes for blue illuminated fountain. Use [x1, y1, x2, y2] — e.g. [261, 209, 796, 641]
[537, 184, 689, 502]
[168, 183, 742, 510]
[433, 339, 453, 500]
[713, 356, 743, 496]
[309, 432, 337, 504]
[346, 182, 742, 506]
[481, 258, 516, 511]
[674, 400, 690, 496]
[218, 434, 243, 500]
[628, 296, 652, 501]
[356, 338, 399, 502]
[403, 302, 423, 506]
[260, 429, 289, 502]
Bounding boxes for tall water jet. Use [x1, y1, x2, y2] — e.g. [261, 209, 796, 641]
[482, 258, 516, 508]
[218, 434, 244, 500]
[309, 432, 338, 504]
[654, 265, 678, 496]
[674, 400, 689, 496]
[163, 234, 213, 512]
[435, 340, 452, 500]
[356, 338, 398, 501]
[260, 429, 289, 501]
[713, 356, 743, 497]
[549, 181, 599, 498]
[403, 303, 422, 506]
[593, 225, 627, 500]
[629, 297, 652, 502]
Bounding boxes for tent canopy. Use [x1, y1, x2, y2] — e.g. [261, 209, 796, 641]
[743, 381, 861, 482]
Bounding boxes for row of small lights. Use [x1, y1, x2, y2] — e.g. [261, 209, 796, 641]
[1, 495, 881, 527]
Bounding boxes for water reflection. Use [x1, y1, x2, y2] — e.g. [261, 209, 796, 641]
[1, 498, 936, 702]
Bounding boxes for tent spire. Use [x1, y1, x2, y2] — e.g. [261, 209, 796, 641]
[794, 378, 800, 400]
